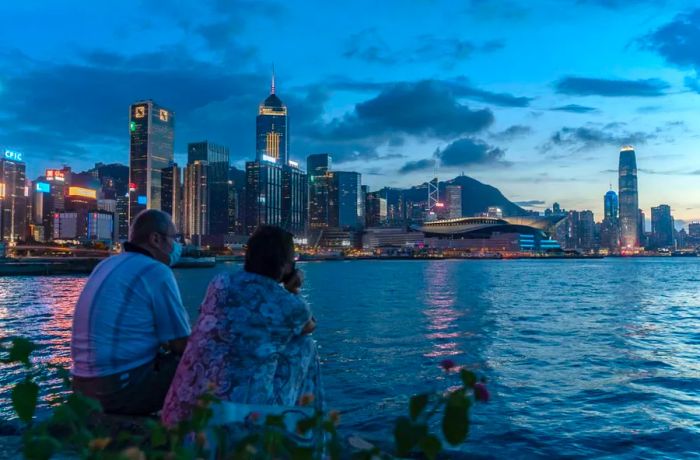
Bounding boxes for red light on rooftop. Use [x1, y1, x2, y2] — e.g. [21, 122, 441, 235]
[129, 182, 137, 192]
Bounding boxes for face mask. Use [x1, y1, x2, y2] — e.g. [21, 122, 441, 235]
[169, 241, 183, 267]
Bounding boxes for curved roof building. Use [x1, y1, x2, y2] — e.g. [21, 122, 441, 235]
[416, 215, 566, 239]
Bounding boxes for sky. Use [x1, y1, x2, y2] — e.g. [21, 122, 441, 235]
[1, 0, 699, 225]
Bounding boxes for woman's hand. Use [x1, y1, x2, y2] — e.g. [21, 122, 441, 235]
[283, 268, 304, 294]
[302, 316, 316, 334]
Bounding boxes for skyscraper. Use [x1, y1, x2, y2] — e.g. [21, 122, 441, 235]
[183, 160, 209, 240]
[246, 75, 306, 236]
[0, 151, 28, 242]
[604, 190, 619, 222]
[256, 74, 288, 165]
[308, 154, 332, 229]
[188, 141, 230, 235]
[128, 100, 175, 223]
[281, 164, 307, 235]
[328, 171, 364, 229]
[445, 185, 462, 219]
[601, 189, 620, 251]
[245, 160, 282, 235]
[651, 204, 674, 248]
[618, 146, 639, 249]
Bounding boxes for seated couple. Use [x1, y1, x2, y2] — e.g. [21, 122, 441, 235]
[70, 209, 320, 425]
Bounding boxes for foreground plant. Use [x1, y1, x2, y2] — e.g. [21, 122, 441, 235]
[1, 337, 488, 459]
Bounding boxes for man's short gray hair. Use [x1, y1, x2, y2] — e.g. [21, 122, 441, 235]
[129, 209, 173, 244]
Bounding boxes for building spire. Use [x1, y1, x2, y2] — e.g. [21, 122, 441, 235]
[271, 64, 276, 95]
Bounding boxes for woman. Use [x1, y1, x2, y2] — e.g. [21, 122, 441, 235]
[161, 226, 321, 427]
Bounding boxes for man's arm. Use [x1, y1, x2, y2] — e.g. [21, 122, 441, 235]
[153, 267, 192, 349]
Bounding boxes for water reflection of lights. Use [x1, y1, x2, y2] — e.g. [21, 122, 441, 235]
[0, 276, 86, 418]
[422, 261, 463, 359]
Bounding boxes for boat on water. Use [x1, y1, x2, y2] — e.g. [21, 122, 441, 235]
[671, 251, 698, 257]
[0, 257, 103, 276]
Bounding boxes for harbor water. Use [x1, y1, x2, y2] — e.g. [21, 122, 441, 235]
[1, 258, 699, 458]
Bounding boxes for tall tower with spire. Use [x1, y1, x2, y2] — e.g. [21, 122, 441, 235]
[618, 145, 639, 249]
[256, 70, 288, 165]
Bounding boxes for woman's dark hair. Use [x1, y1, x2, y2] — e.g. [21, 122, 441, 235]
[244, 226, 295, 281]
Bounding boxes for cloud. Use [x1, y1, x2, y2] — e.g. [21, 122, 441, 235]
[308, 80, 494, 142]
[491, 125, 532, 141]
[399, 158, 437, 174]
[544, 125, 656, 152]
[551, 104, 599, 113]
[343, 28, 504, 67]
[641, 9, 700, 70]
[554, 76, 670, 97]
[434, 137, 508, 167]
[326, 76, 532, 108]
[576, 0, 665, 9]
[514, 200, 546, 207]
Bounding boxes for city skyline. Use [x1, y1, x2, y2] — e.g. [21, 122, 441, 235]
[1, 1, 700, 223]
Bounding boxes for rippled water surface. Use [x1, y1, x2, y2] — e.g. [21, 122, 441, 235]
[2, 258, 700, 458]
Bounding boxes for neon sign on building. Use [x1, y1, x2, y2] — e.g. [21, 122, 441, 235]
[68, 187, 97, 199]
[3, 150, 23, 162]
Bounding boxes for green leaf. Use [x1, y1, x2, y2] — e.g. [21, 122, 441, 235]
[12, 378, 38, 423]
[460, 369, 477, 388]
[409, 393, 429, 420]
[5, 337, 37, 367]
[149, 421, 168, 448]
[22, 433, 60, 460]
[442, 392, 470, 445]
[66, 393, 102, 419]
[419, 434, 443, 460]
[393, 416, 417, 456]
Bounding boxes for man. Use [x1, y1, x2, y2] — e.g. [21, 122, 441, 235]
[71, 209, 190, 415]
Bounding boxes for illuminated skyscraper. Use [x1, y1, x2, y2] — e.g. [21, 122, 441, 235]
[183, 161, 209, 240]
[618, 146, 639, 249]
[308, 154, 332, 228]
[445, 185, 462, 219]
[128, 100, 175, 223]
[247, 75, 306, 236]
[245, 160, 282, 235]
[0, 151, 28, 242]
[256, 73, 288, 165]
[604, 190, 618, 223]
[188, 141, 230, 235]
[651, 204, 674, 248]
[601, 189, 620, 251]
[328, 171, 364, 229]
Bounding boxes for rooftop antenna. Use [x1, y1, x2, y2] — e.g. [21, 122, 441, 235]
[271, 64, 276, 95]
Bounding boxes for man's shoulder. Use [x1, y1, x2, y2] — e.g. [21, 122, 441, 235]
[95, 252, 168, 280]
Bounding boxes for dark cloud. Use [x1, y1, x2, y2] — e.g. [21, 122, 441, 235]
[309, 80, 494, 142]
[641, 9, 700, 70]
[492, 125, 532, 141]
[343, 28, 504, 67]
[434, 137, 507, 167]
[554, 76, 670, 97]
[399, 159, 437, 174]
[514, 200, 546, 207]
[576, 0, 665, 9]
[544, 125, 655, 152]
[326, 77, 532, 108]
[551, 104, 599, 113]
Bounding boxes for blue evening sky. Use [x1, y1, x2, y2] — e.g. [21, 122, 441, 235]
[1, 0, 699, 223]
